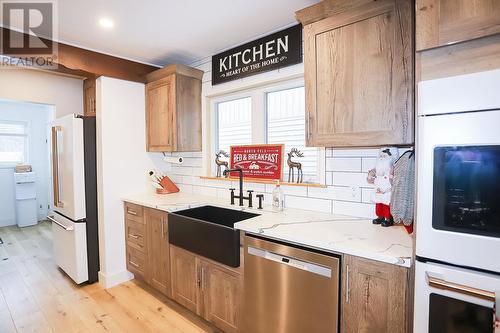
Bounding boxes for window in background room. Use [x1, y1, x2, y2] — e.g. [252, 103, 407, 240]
[216, 97, 252, 153]
[266, 87, 319, 183]
[0, 120, 28, 165]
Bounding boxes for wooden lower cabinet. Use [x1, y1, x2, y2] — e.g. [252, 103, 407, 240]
[124, 205, 171, 296]
[341, 254, 409, 333]
[170, 245, 200, 313]
[146, 208, 171, 297]
[170, 245, 242, 333]
[201, 262, 242, 333]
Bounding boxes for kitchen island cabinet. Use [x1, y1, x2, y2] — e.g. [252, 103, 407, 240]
[296, 0, 414, 147]
[145, 64, 203, 152]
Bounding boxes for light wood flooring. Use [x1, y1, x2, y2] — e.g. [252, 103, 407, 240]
[0, 222, 219, 333]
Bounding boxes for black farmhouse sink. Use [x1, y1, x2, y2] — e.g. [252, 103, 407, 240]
[168, 205, 259, 267]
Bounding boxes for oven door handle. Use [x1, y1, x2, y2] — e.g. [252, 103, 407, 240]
[426, 273, 496, 302]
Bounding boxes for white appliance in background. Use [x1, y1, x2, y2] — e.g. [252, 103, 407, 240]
[415, 69, 500, 332]
[49, 114, 88, 284]
[14, 171, 38, 227]
[414, 261, 500, 333]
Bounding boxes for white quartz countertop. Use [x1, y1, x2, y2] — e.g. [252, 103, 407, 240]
[122, 192, 413, 267]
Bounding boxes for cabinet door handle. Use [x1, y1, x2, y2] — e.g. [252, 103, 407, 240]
[127, 209, 137, 216]
[128, 233, 139, 239]
[161, 218, 164, 237]
[345, 264, 350, 303]
[201, 267, 206, 291]
[197, 268, 202, 288]
[129, 261, 140, 268]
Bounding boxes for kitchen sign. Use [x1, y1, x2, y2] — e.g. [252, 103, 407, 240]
[229, 144, 284, 180]
[212, 24, 302, 85]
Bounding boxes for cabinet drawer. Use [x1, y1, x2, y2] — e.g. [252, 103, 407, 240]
[126, 246, 148, 280]
[124, 202, 144, 223]
[125, 219, 147, 253]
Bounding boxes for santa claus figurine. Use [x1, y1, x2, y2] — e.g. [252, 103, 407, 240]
[367, 148, 399, 227]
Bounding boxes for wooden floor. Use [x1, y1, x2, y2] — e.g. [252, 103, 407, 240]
[0, 222, 219, 333]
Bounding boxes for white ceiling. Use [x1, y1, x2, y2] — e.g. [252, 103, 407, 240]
[27, 0, 318, 66]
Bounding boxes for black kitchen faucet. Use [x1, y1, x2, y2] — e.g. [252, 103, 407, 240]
[223, 168, 253, 208]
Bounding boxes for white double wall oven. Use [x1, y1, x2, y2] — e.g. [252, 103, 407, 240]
[415, 69, 500, 332]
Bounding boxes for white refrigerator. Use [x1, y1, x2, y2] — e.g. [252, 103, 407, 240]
[49, 114, 99, 284]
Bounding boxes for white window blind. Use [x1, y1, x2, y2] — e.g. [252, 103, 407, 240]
[266, 87, 318, 183]
[0, 121, 28, 164]
[216, 97, 252, 153]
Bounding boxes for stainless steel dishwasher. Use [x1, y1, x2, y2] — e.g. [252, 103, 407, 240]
[243, 235, 340, 333]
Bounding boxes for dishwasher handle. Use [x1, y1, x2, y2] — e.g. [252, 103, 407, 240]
[247, 245, 332, 278]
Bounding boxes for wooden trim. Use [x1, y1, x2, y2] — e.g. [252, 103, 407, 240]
[295, 0, 377, 25]
[1, 27, 159, 82]
[146, 64, 204, 83]
[199, 176, 327, 188]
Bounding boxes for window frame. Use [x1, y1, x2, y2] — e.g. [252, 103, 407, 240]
[209, 78, 325, 184]
[0, 119, 29, 167]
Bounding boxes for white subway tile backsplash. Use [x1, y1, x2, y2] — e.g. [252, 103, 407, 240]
[326, 157, 362, 172]
[332, 201, 374, 218]
[285, 195, 332, 213]
[331, 172, 367, 187]
[361, 157, 377, 172]
[192, 185, 217, 197]
[331, 148, 379, 157]
[361, 187, 374, 204]
[308, 186, 361, 202]
[178, 184, 193, 193]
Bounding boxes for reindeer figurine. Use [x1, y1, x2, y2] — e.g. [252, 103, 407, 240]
[287, 148, 304, 183]
[215, 150, 229, 178]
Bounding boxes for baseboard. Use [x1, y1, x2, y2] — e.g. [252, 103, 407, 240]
[98, 270, 133, 289]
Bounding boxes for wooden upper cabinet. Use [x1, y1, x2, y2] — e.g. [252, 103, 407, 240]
[341, 255, 409, 333]
[145, 64, 203, 152]
[297, 0, 414, 147]
[416, 0, 500, 51]
[83, 77, 96, 117]
[146, 208, 171, 297]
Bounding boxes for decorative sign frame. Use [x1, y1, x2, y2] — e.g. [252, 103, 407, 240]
[229, 144, 284, 180]
[211, 24, 302, 85]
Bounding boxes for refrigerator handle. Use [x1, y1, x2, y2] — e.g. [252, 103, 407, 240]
[51, 126, 64, 208]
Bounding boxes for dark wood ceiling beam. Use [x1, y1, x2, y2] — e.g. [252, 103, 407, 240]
[1, 27, 159, 82]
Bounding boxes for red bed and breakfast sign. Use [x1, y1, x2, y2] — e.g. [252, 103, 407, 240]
[229, 144, 284, 180]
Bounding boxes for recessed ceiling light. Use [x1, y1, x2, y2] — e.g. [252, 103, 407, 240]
[98, 17, 114, 29]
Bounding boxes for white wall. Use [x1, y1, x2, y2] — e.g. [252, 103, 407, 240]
[0, 68, 83, 117]
[0, 99, 54, 227]
[96, 76, 165, 288]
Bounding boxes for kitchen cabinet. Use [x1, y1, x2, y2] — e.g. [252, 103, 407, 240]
[341, 254, 409, 333]
[83, 77, 96, 117]
[170, 245, 242, 333]
[296, 0, 414, 147]
[201, 262, 242, 333]
[124, 203, 171, 296]
[146, 208, 171, 297]
[170, 245, 200, 313]
[145, 64, 203, 152]
[416, 0, 500, 51]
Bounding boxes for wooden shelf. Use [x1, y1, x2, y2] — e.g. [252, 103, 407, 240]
[199, 176, 327, 188]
